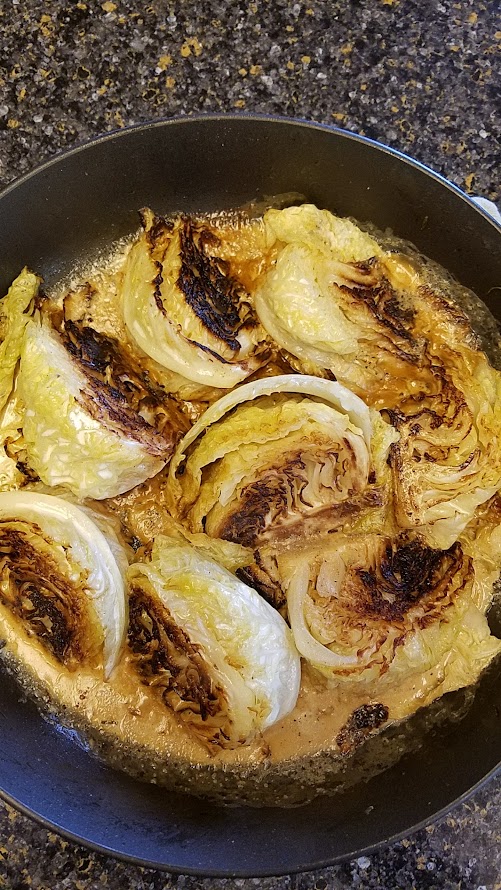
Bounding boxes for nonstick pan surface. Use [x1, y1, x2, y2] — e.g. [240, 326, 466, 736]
[0, 114, 500, 878]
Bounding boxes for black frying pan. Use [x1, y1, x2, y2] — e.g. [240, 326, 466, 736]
[0, 114, 500, 878]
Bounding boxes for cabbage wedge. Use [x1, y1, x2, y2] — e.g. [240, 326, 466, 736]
[122, 211, 270, 387]
[283, 515, 501, 717]
[387, 343, 501, 549]
[127, 535, 300, 749]
[17, 318, 189, 499]
[0, 269, 39, 489]
[254, 203, 501, 548]
[167, 374, 398, 608]
[169, 374, 397, 546]
[253, 204, 419, 400]
[0, 491, 127, 677]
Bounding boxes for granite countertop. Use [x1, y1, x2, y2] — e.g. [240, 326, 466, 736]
[0, 1, 500, 888]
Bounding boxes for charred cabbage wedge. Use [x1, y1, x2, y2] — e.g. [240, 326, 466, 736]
[127, 535, 300, 749]
[387, 342, 501, 549]
[0, 491, 127, 677]
[255, 203, 501, 548]
[16, 318, 188, 499]
[122, 211, 270, 387]
[283, 520, 501, 717]
[168, 374, 398, 546]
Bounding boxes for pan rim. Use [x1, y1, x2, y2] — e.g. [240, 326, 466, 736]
[0, 112, 500, 235]
[0, 764, 499, 878]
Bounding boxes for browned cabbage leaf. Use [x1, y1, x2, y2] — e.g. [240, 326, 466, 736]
[281, 494, 501, 715]
[122, 210, 271, 387]
[254, 204, 501, 549]
[16, 316, 190, 499]
[0, 491, 127, 677]
[127, 534, 300, 749]
[167, 373, 398, 607]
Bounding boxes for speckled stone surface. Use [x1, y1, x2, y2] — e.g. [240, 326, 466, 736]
[0, 0, 500, 888]
[1, 0, 500, 199]
[0, 778, 501, 889]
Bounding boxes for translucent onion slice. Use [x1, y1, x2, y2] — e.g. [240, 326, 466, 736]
[0, 491, 127, 676]
[18, 320, 166, 499]
[127, 535, 301, 748]
[122, 215, 269, 388]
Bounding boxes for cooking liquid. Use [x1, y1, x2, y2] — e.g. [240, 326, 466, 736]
[0, 596, 477, 806]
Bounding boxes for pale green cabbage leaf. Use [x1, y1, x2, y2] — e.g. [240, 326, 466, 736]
[17, 320, 165, 499]
[0, 389, 26, 491]
[254, 204, 386, 386]
[0, 269, 39, 489]
[148, 513, 254, 574]
[127, 535, 300, 747]
[0, 268, 39, 411]
[264, 204, 384, 262]
[0, 491, 127, 676]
